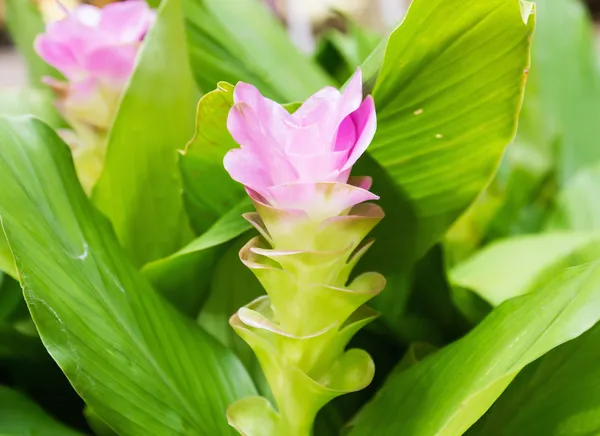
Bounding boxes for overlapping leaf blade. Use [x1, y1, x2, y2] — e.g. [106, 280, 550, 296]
[468, 321, 600, 435]
[0, 116, 255, 435]
[369, 0, 534, 256]
[356, 0, 534, 335]
[143, 200, 253, 315]
[451, 232, 600, 306]
[92, 0, 195, 267]
[350, 262, 600, 435]
[178, 83, 245, 234]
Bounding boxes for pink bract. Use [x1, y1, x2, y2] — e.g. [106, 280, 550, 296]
[35, 1, 155, 84]
[224, 69, 377, 214]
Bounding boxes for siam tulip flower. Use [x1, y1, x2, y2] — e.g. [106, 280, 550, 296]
[224, 69, 377, 224]
[35, 1, 155, 192]
[224, 69, 385, 436]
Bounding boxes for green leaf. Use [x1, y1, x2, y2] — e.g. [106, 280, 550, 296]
[354, 0, 533, 337]
[468, 322, 600, 436]
[4, 0, 60, 85]
[451, 232, 600, 306]
[369, 0, 534, 257]
[179, 83, 246, 234]
[446, 0, 594, 258]
[0, 116, 256, 435]
[0, 386, 83, 436]
[143, 199, 253, 316]
[182, 0, 332, 100]
[92, 0, 196, 267]
[350, 262, 600, 435]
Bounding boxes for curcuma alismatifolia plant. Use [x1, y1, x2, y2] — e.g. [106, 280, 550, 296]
[4, 0, 600, 435]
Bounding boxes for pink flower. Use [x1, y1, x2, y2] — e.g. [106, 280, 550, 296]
[34, 1, 155, 192]
[224, 69, 377, 216]
[35, 1, 155, 86]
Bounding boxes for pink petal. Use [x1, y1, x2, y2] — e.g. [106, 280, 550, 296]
[224, 141, 298, 192]
[287, 150, 348, 182]
[334, 115, 357, 152]
[292, 86, 340, 127]
[227, 102, 298, 185]
[223, 148, 273, 195]
[46, 15, 109, 48]
[282, 121, 322, 155]
[84, 44, 138, 81]
[34, 35, 81, 79]
[339, 69, 364, 119]
[227, 102, 267, 150]
[343, 95, 377, 171]
[289, 70, 364, 155]
[234, 82, 293, 140]
[98, 1, 155, 42]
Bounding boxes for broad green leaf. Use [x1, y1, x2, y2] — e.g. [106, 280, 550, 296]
[0, 116, 256, 435]
[143, 200, 253, 316]
[179, 83, 246, 234]
[468, 322, 600, 436]
[0, 87, 64, 283]
[446, 0, 595, 261]
[369, 0, 534, 257]
[350, 262, 600, 435]
[451, 232, 600, 306]
[183, 0, 332, 100]
[5, 0, 60, 85]
[549, 163, 600, 232]
[355, 0, 533, 336]
[0, 386, 83, 436]
[92, 0, 195, 267]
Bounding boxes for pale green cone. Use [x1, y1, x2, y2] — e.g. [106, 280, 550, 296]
[227, 190, 385, 436]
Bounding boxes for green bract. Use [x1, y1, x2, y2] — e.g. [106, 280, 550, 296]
[227, 190, 384, 435]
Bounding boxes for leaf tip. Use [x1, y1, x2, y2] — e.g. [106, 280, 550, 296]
[519, 1, 535, 25]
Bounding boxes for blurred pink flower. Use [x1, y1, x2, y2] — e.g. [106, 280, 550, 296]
[35, 1, 154, 86]
[34, 1, 154, 193]
[34, 1, 155, 133]
[224, 69, 377, 215]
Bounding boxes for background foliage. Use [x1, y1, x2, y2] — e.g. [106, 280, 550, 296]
[1, 0, 600, 434]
